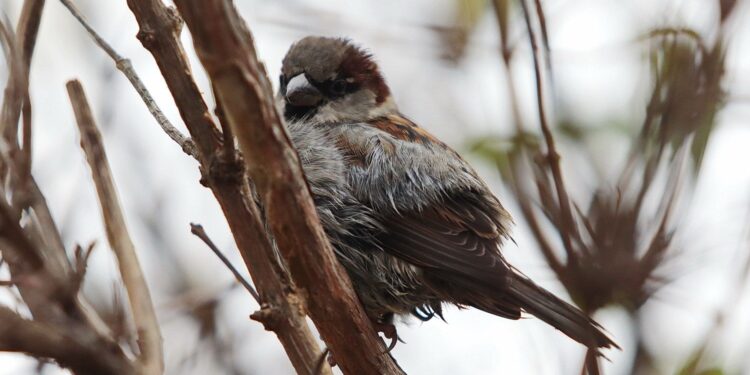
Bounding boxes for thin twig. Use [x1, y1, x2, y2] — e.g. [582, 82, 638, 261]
[507, 153, 565, 274]
[532, 0, 553, 83]
[58, 0, 198, 160]
[519, 0, 578, 259]
[189, 223, 260, 303]
[66, 79, 163, 375]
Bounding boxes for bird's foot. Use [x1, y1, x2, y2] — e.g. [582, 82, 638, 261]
[320, 320, 403, 368]
[373, 320, 404, 353]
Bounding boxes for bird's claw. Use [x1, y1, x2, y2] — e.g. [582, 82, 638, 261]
[374, 321, 403, 353]
[321, 321, 403, 369]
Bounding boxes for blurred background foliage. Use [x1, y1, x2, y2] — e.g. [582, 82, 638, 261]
[1, 0, 749, 374]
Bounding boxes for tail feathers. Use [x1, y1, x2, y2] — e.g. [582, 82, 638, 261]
[505, 274, 618, 350]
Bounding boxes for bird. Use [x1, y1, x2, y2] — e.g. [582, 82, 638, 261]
[277, 36, 616, 352]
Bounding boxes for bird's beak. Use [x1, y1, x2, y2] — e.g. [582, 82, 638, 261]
[285, 74, 322, 107]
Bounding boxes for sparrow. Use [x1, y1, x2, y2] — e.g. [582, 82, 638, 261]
[277, 36, 616, 352]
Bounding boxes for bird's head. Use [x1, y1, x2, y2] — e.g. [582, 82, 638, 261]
[279, 36, 396, 124]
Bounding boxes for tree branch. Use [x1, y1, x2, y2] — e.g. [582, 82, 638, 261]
[66, 79, 163, 375]
[189, 223, 259, 303]
[0, 306, 135, 375]
[519, 0, 578, 259]
[1, 0, 43, 148]
[122, 1, 329, 373]
[58, 0, 198, 160]
[171, 1, 404, 374]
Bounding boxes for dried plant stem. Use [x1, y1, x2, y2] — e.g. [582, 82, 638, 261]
[66, 79, 163, 375]
[1, 0, 39, 142]
[189, 223, 260, 302]
[519, 0, 578, 258]
[58, 0, 197, 160]
[507, 153, 565, 273]
[0, 2, 34, 212]
[491, 0, 565, 274]
[10, 0, 45, 189]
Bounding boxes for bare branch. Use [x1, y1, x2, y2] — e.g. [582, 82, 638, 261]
[189, 223, 259, 303]
[172, 1, 404, 374]
[0, 196, 130, 373]
[1, 0, 43, 147]
[519, 0, 578, 259]
[123, 1, 329, 373]
[12, 0, 45, 193]
[58, 0, 198, 160]
[66, 79, 164, 375]
[0, 306, 136, 375]
[490, 0, 568, 275]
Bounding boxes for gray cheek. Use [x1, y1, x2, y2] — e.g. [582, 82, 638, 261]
[311, 91, 378, 124]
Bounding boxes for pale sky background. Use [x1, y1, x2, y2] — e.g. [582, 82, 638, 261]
[1, 0, 749, 374]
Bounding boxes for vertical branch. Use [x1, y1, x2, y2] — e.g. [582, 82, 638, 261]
[172, 1, 404, 374]
[0, 1, 74, 280]
[66, 80, 164, 375]
[121, 1, 329, 373]
[520, 2, 604, 369]
[491, 0, 567, 272]
[15, 0, 45, 190]
[1, 0, 44, 144]
[0, 0, 45, 212]
[519, 0, 578, 258]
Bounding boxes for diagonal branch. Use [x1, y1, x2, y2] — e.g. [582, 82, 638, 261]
[58, 0, 198, 160]
[122, 1, 329, 373]
[66, 79, 163, 375]
[189, 223, 260, 302]
[171, 1, 405, 374]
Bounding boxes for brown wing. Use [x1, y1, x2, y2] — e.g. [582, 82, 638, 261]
[376, 194, 523, 319]
[378, 195, 506, 278]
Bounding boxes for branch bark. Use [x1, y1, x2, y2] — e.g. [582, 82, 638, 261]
[171, 1, 404, 374]
[122, 1, 329, 374]
[1, 0, 44, 146]
[66, 79, 163, 375]
[0, 11, 129, 371]
[0, 307, 136, 375]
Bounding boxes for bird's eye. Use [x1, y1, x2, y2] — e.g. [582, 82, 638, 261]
[330, 79, 348, 95]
